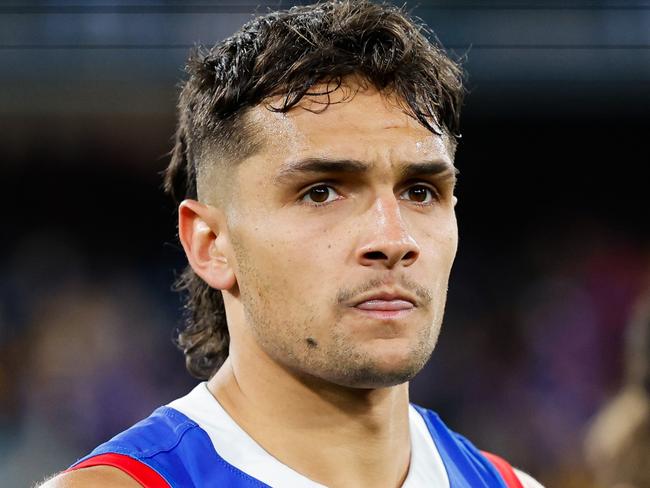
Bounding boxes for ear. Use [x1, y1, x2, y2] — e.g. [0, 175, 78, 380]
[178, 199, 237, 291]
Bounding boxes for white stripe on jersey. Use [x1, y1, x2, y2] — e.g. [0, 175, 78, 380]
[168, 382, 449, 487]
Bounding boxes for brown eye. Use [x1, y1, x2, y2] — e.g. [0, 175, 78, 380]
[309, 186, 330, 203]
[301, 185, 340, 205]
[400, 185, 435, 204]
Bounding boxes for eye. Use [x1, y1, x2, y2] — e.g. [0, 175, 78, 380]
[399, 184, 437, 205]
[300, 184, 341, 206]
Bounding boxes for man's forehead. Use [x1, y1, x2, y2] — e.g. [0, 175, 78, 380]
[246, 90, 449, 163]
[252, 86, 430, 132]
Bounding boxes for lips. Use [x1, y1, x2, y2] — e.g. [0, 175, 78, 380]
[352, 294, 416, 320]
[355, 299, 414, 311]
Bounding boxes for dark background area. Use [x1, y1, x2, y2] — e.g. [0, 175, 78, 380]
[1, 1, 648, 486]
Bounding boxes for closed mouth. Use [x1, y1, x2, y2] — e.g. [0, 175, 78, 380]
[350, 290, 417, 320]
[355, 299, 414, 311]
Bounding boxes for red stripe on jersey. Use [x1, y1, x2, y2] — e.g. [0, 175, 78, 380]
[67, 453, 170, 487]
[482, 451, 525, 488]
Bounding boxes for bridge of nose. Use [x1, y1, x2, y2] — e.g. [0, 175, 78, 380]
[356, 191, 420, 268]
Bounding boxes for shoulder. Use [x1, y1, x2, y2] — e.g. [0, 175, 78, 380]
[40, 407, 192, 488]
[68, 406, 197, 468]
[483, 451, 546, 488]
[102, 406, 197, 456]
[37, 466, 141, 488]
[412, 405, 545, 488]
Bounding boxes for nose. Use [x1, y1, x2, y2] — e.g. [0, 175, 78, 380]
[356, 193, 420, 269]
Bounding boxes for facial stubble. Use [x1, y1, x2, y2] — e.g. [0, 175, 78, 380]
[233, 238, 443, 389]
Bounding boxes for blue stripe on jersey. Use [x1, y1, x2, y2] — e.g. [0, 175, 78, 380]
[70, 406, 269, 487]
[412, 405, 508, 488]
[71, 404, 508, 487]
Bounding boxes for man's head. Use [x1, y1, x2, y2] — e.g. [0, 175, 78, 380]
[165, 0, 464, 385]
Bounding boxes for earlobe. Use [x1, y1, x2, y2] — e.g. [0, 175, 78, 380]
[178, 199, 237, 291]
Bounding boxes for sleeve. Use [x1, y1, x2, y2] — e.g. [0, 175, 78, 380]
[67, 453, 171, 487]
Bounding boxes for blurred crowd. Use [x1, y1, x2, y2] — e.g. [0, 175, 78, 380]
[0, 221, 648, 487]
[416, 224, 650, 487]
[0, 234, 195, 486]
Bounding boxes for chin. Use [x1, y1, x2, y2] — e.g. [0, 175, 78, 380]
[335, 364, 420, 389]
[328, 344, 432, 389]
[286, 323, 440, 389]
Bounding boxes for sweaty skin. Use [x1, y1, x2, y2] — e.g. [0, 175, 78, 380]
[201, 84, 459, 487]
[221, 86, 457, 387]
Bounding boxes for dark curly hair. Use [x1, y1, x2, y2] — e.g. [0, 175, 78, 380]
[164, 0, 465, 380]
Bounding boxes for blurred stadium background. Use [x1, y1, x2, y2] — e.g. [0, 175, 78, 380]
[1, 0, 649, 486]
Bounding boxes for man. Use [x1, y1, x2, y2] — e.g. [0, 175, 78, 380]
[44, 1, 542, 486]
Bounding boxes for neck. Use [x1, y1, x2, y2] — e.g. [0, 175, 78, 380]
[208, 342, 412, 488]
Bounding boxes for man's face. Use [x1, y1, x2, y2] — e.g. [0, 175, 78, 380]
[223, 85, 458, 389]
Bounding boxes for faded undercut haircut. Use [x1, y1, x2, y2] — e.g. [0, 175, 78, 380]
[164, 0, 465, 380]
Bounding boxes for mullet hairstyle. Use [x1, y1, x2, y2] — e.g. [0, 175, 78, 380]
[164, 0, 465, 380]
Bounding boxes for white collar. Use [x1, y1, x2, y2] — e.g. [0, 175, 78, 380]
[168, 382, 449, 488]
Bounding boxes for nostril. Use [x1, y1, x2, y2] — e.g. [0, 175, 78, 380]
[402, 250, 417, 261]
[364, 251, 387, 260]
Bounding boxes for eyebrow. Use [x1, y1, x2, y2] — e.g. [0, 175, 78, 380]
[399, 161, 459, 182]
[273, 157, 458, 185]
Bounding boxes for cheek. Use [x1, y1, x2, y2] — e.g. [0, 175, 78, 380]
[443, 224, 459, 264]
[232, 216, 339, 308]
[420, 215, 458, 265]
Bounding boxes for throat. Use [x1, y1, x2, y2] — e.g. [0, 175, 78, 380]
[207, 359, 413, 488]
